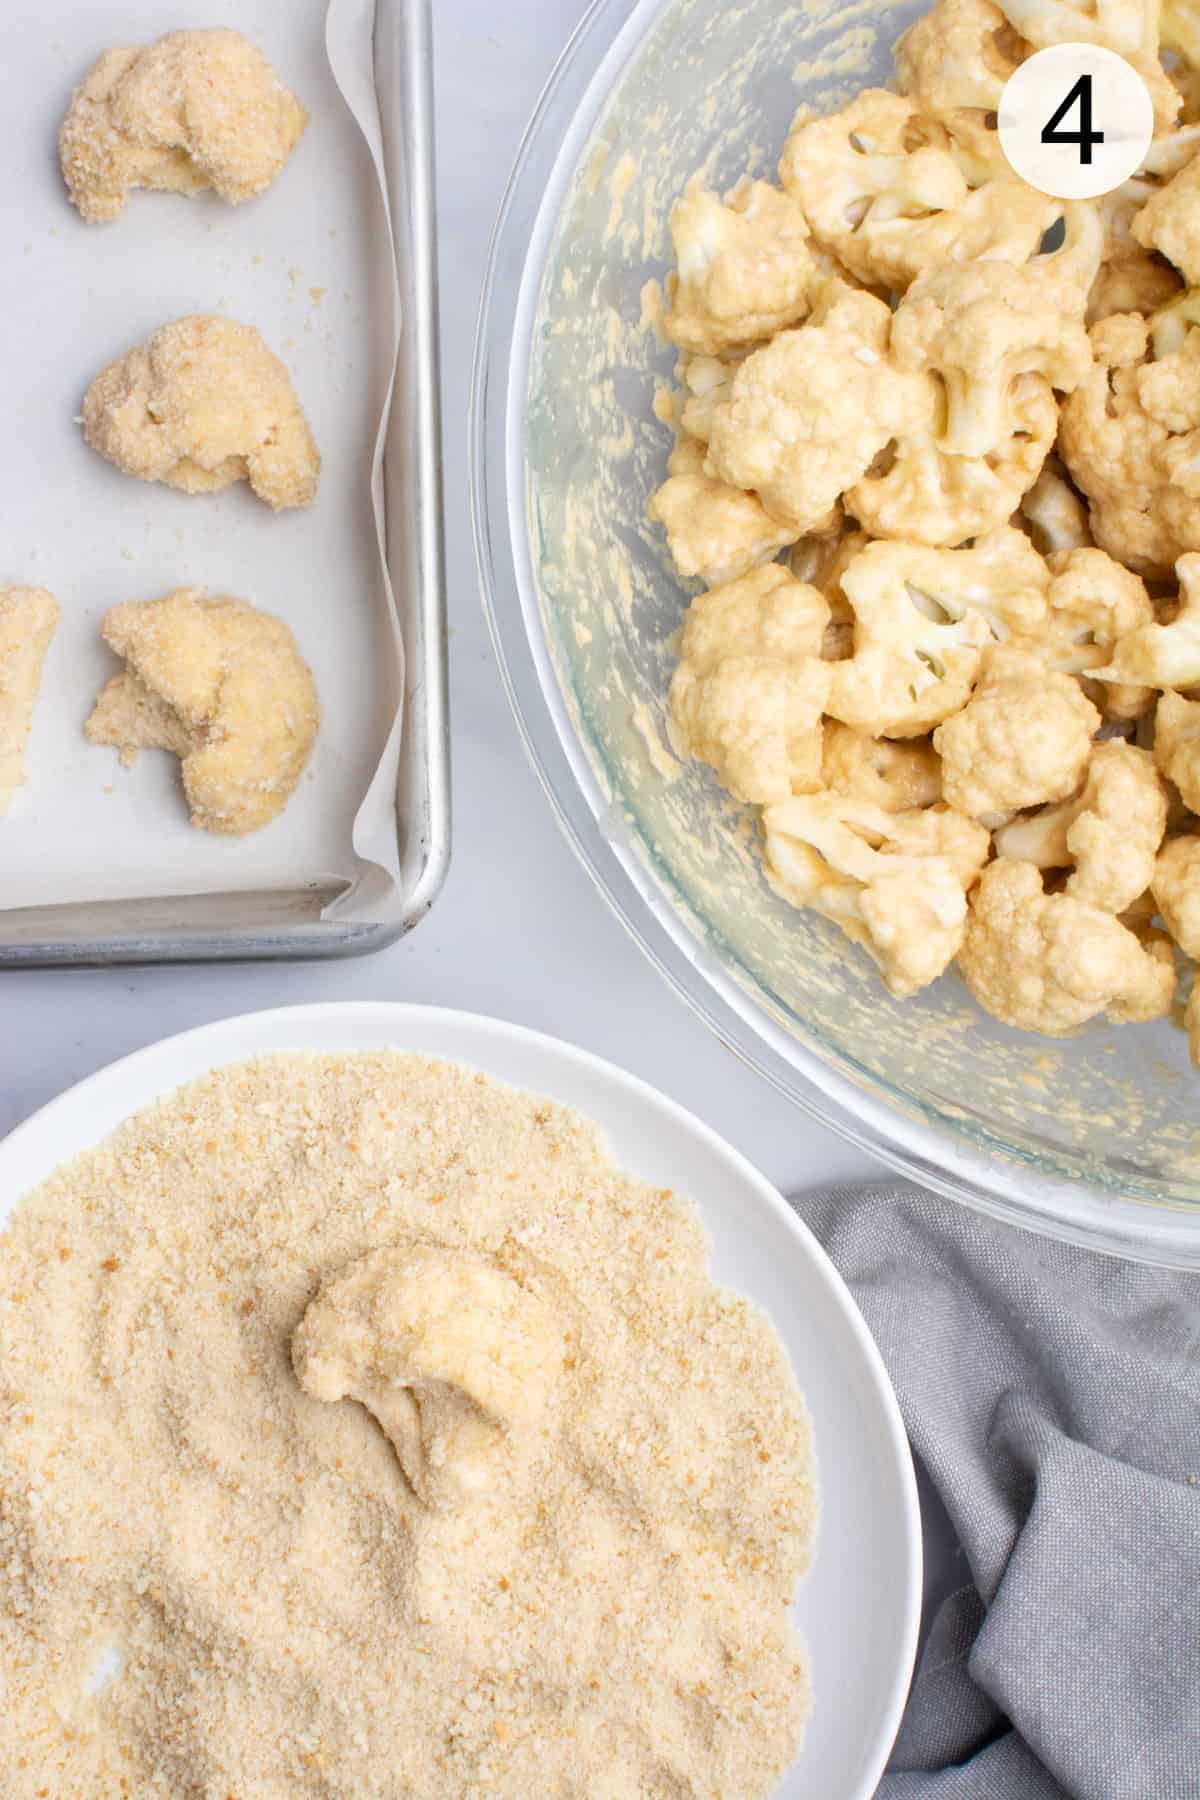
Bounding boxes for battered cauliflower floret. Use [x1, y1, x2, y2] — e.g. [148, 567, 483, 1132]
[648, 437, 797, 585]
[292, 1246, 564, 1511]
[763, 791, 988, 995]
[82, 315, 320, 510]
[705, 283, 935, 535]
[669, 565, 831, 802]
[993, 740, 1168, 912]
[830, 529, 1049, 735]
[1153, 689, 1200, 808]
[1020, 459, 1092, 554]
[778, 89, 1050, 291]
[1093, 549, 1200, 684]
[1152, 832, 1200, 954]
[85, 588, 319, 835]
[890, 258, 1093, 459]
[1091, 160, 1187, 323]
[821, 720, 944, 811]
[677, 354, 741, 444]
[1132, 146, 1200, 286]
[848, 372, 1059, 546]
[59, 30, 307, 224]
[958, 858, 1175, 1032]
[0, 587, 61, 817]
[1021, 546, 1157, 718]
[996, 0, 1157, 54]
[1058, 305, 1200, 576]
[895, 0, 1027, 171]
[665, 179, 819, 355]
[933, 644, 1101, 821]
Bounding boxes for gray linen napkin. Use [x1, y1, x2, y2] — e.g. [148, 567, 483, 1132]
[795, 1183, 1200, 1800]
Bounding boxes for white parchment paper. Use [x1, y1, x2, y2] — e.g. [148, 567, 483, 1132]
[0, 0, 405, 917]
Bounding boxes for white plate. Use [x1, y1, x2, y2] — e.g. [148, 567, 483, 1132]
[0, 1002, 920, 1799]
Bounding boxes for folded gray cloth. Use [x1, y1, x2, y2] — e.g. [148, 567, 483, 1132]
[796, 1183, 1200, 1800]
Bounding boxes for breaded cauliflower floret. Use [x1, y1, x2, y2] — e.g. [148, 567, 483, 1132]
[706, 283, 935, 535]
[891, 258, 1093, 459]
[665, 180, 819, 355]
[1093, 549, 1200, 684]
[82, 315, 320, 511]
[848, 372, 1058, 546]
[779, 89, 1050, 291]
[993, 740, 1167, 912]
[1153, 689, 1200, 809]
[958, 859, 1175, 1032]
[895, 0, 1027, 172]
[85, 588, 319, 835]
[830, 529, 1049, 735]
[669, 565, 832, 802]
[0, 587, 61, 817]
[764, 791, 988, 995]
[1152, 833, 1200, 955]
[821, 720, 943, 811]
[1020, 546, 1157, 718]
[1059, 306, 1200, 575]
[59, 30, 307, 224]
[933, 644, 1101, 821]
[648, 437, 797, 586]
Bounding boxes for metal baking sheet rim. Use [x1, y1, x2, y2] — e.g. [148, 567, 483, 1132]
[0, 0, 450, 969]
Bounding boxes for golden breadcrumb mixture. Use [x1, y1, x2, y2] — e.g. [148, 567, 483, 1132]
[0, 1052, 816, 1798]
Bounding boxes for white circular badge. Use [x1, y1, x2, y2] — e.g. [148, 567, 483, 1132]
[997, 43, 1155, 199]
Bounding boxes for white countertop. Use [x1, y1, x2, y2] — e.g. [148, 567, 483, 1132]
[0, 0, 879, 1200]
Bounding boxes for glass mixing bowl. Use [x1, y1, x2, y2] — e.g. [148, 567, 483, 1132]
[471, 0, 1200, 1266]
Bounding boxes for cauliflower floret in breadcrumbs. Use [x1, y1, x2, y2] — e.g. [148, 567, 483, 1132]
[59, 30, 307, 224]
[670, 565, 831, 803]
[1154, 689, 1200, 809]
[705, 283, 935, 535]
[292, 1246, 564, 1511]
[764, 791, 988, 995]
[85, 588, 319, 835]
[83, 315, 319, 511]
[993, 740, 1167, 912]
[778, 89, 1050, 291]
[0, 587, 61, 817]
[1059, 305, 1200, 576]
[665, 179, 820, 355]
[648, 437, 797, 586]
[829, 528, 1049, 736]
[934, 644, 1100, 822]
[958, 859, 1175, 1033]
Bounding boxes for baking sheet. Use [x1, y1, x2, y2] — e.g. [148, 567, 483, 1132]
[0, 0, 405, 918]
